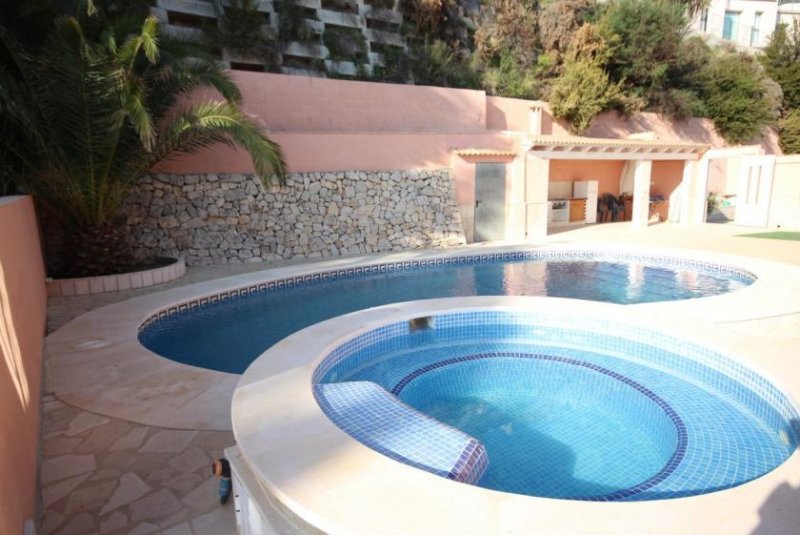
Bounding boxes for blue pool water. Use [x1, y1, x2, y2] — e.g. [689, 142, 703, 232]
[140, 254, 753, 373]
[315, 313, 799, 501]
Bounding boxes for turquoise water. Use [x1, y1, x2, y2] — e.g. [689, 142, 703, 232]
[319, 323, 796, 501]
[140, 258, 752, 373]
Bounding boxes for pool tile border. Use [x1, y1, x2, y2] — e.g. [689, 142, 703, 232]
[137, 249, 757, 333]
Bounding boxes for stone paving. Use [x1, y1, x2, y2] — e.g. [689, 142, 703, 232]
[40, 262, 300, 535]
[39, 223, 800, 534]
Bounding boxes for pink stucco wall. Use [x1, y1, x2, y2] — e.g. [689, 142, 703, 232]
[157, 72, 777, 191]
[161, 132, 521, 174]
[549, 160, 626, 197]
[231, 72, 487, 133]
[0, 196, 47, 535]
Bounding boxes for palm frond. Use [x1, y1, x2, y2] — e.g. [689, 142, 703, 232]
[153, 101, 287, 185]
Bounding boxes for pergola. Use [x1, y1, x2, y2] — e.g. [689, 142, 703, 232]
[522, 135, 711, 238]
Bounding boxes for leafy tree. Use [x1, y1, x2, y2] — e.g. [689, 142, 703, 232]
[482, 50, 540, 99]
[760, 21, 800, 110]
[778, 109, 800, 154]
[475, 0, 539, 69]
[410, 40, 481, 89]
[549, 24, 637, 132]
[703, 48, 773, 144]
[0, 15, 286, 276]
[600, 0, 706, 118]
[538, 0, 597, 59]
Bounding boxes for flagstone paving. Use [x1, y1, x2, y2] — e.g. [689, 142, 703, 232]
[40, 262, 298, 534]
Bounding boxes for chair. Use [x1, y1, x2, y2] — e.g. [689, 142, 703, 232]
[598, 193, 622, 222]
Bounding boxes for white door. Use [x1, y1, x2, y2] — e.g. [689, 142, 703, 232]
[734, 156, 775, 227]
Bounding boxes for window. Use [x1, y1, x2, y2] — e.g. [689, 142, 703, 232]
[700, 8, 709, 32]
[723, 11, 739, 41]
[751, 12, 762, 46]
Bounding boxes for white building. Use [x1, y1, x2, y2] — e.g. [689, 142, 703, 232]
[690, 0, 800, 51]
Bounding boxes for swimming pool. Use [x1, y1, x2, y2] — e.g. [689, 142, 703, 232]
[139, 249, 754, 373]
[313, 310, 799, 501]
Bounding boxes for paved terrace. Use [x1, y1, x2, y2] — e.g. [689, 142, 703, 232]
[40, 223, 800, 534]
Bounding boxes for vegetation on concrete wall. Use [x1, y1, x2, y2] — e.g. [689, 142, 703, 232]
[761, 20, 800, 153]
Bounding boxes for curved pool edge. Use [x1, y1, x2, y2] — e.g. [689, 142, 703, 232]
[231, 297, 800, 535]
[44, 242, 800, 430]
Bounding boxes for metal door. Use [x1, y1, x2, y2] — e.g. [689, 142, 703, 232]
[734, 156, 775, 227]
[474, 163, 506, 241]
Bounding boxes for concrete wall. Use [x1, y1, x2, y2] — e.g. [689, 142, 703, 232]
[0, 196, 47, 535]
[768, 155, 800, 230]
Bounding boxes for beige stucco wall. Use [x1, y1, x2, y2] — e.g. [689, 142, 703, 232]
[768, 155, 800, 230]
[0, 196, 46, 535]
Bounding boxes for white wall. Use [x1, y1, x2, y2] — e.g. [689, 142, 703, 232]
[768, 155, 800, 230]
[691, 0, 779, 50]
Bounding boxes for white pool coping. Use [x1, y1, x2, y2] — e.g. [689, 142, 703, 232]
[232, 297, 800, 535]
[45, 242, 800, 431]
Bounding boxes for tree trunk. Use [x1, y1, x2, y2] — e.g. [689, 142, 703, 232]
[59, 225, 133, 278]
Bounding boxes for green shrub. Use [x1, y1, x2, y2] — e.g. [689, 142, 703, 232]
[600, 0, 707, 118]
[549, 23, 641, 132]
[481, 50, 540, 99]
[760, 21, 800, 110]
[410, 40, 481, 89]
[779, 109, 800, 154]
[550, 59, 623, 133]
[703, 49, 773, 144]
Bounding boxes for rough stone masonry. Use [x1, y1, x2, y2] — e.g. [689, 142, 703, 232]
[122, 169, 467, 266]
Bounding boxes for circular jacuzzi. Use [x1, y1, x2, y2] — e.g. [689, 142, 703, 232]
[312, 309, 799, 502]
[231, 295, 800, 535]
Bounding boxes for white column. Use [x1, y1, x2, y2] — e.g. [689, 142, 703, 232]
[525, 154, 549, 241]
[529, 106, 543, 136]
[673, 159, 698, 224]
[631, 160, 652, 228]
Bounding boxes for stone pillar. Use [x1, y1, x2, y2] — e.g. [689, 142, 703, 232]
[525, 154, 549, 241]
[631, 160, 653, 228]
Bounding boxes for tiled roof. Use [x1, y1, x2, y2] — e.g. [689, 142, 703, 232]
[454, 148, 517, 158]
[528, 135, 710, 157]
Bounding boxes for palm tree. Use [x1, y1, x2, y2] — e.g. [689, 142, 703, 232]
[0, 14, 287, 277]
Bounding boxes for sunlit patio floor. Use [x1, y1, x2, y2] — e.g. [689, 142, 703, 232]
[40, 222, 800, 534]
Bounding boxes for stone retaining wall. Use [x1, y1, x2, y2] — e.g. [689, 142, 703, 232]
[122, 169, 466, 266]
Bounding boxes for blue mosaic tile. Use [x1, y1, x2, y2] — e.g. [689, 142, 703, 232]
[313, 310, 800, 501]
[314, 382, 488, 484]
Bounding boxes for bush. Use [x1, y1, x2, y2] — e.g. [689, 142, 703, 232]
[481, 49, 540, 99]
[550, 59, 623, 133]
[410, 40, 481, 89]
[760, 21, 800, 110]
[538, 0, 597, 57]
[779, 109, 800, 154]
[703, 49, 773, 144]
[549, 23, 640, 132]
[600, 0, 707, 117]
[474, 0, 539, 69]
